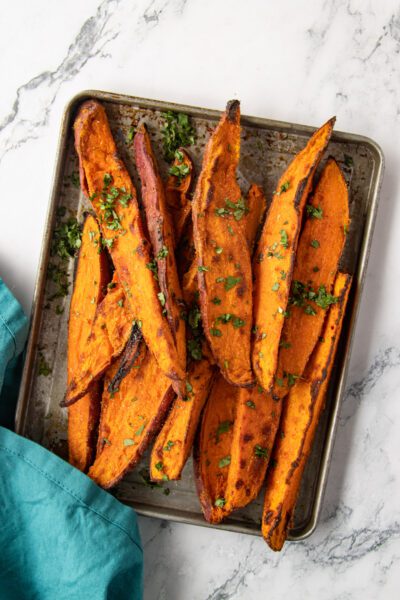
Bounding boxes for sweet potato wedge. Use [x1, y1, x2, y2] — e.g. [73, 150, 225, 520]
[262, 272, 352, 551]
[192, 100, 253, 387]
[165, 147, 193, 242]
[252, 118, 335, 392]
[68, 214, 110, 472]
[273, 158, 350, 398]
[74, 100, 184, 383]
[89, 347, 175, 488]
[224, 388, 281, 513]
[150, 350, 216, 481]
[64, 272, 135, 405]
[193, 374, 238, 523]
[134, 124, 186, 381]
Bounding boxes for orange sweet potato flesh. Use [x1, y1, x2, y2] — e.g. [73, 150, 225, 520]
[273, 158, 350, 398]
[150, 183, 265, 482]
[165, 148, 193, 242]
[262, 272, 352, 551]
[192, 100, 253, 387]
[74, 100, 184, 383]
[193, 374, 238, 523]
[68, 214, 110, 472]
[252, 118, 335, 392]
[64, 272, 135, 405]
[134, 124, 186, 382]
[244, 184, 267, 254]
[89, 345, 175, 488]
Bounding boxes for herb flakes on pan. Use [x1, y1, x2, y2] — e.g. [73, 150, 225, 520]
[161, 111, 196, 162]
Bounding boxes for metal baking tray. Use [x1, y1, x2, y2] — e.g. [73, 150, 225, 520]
[15, 90, 384, 541]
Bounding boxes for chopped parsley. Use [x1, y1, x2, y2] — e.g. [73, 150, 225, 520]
[157, 292, 166, 307]
[211, 296, 222, 305]
[123, 439, 136, 447]
[216, 421, 232, 442]
[280, 229, 289, 249]
[311, 239, 320, 249]
[254, 445, 269, 458]
[214, 497, 226, 508]
[271, 282, 280, 292]
[275, 181, 290, 196]
[224, 276, 242, 291]
[210, 328, 222, 337]
[37, 353, 51, 376]
[161, 111, 196, 162]
[198, 265, 209, 272]
[51, 218, 82, 260]
[164, 440, 175, 451]
[169, 160, 191, 184]
[218, 456, 231, 469]
[155, 461, 164, 471]
[246, 400, 256, 409]
[215, 197, 249, 221]
[157, 245, 169, 259]
[70, 171, 80, 188]
[187, 338, 202, 361]
[306, 204, 323, 219]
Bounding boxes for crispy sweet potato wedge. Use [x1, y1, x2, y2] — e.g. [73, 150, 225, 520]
[193, 374, 238, 523]
[192, 100, 253, 387]
[89, 347, 175, 488]
[262, 272, 352, 551]
[68, 214, 110, 471]
[273, 158, 349, 397]
[252, 118, 335, 392]
[224, 388, 281, 514]
[165, 147, 193, 242]
[150, 350, 216, 481]
[64, 272, 135, 405]
[134, 124, 186, 381]
[74, 100, 184, 383]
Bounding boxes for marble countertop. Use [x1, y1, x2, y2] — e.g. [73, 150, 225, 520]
[1, 1, 399, 598]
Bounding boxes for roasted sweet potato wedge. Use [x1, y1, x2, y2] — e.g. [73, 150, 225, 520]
[193, 374, 238, 523]
[134, 124, 186, 382]
[224, 388, 281, 513]
[89, 347, 175, 488]
[150, 350, 216, 481]
[252, 118, 335, 392]
[192, 100, 253, 387]
[165, 147, 193, 242]
[262, 272, 352, 551]
[74, 100, 184, 383]
[68, 214, 110, 471]
[273, 158, 350, 398]
[64, 272, 135, 406]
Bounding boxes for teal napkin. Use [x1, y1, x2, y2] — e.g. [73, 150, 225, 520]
[0, 278, 143, 600]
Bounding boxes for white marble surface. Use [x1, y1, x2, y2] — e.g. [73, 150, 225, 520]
[1, 1, 399, 598]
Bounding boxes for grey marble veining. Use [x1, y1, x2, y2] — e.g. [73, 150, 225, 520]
[1, 1, 399, 598]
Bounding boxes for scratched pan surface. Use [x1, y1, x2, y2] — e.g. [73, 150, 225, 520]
[15, 90, 384, 540]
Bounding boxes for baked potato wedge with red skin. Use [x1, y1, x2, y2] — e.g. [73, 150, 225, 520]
[74, 100, 184, 384]
[273, 158, 350, 398]
[192, 100, 253, 387]
[262, 272, 352, 551]
[64, 272, 135, 406]
[68, 214, 110, 472]
[252, 118, 335, 392]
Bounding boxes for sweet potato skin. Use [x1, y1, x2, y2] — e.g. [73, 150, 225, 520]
[252, 118, 335, 392]
[89, 347, 175, 488]
[192, 100, 253, 387]
[74, 100, 184, 383]
[262, 272, 352, 551]
[134, 124, 186, 380]
[165, 148, 193, 242]
[193, 374, 238, 523]
[273, 158, 350, 398]
[64, 272, 134, 405]
[68, 214, 110, 471]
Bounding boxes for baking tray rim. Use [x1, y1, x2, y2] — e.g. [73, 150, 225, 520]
[15, 88, 385, 543]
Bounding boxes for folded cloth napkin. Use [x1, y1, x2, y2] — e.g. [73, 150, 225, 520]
[0, 278, 143, 600]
